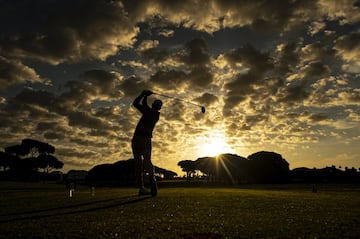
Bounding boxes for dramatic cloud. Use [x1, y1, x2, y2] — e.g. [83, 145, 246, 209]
[0, 0, 359, 173]
[62, 70, 123, 106]
[334, 32, 360, 73]
[0, 0, 138, 64]
[0, 57, 43, 92]
[223, 44, 274, 112]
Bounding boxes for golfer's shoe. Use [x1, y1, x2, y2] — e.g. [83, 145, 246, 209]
[138, 187, 151, 196]
[150, 177, 158, 197]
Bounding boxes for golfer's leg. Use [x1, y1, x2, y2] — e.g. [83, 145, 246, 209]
[134, 154, 144, 188]
[143, 152, 154, 178]
[143, 140, 157, 196]
[132, 138, 144, 189]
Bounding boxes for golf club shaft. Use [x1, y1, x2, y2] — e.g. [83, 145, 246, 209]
[153, 92, 202, 108]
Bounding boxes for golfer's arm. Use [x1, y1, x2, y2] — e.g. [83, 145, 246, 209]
[133, 92, 148, 112]
[141, 95, 148, 107]
[133, 93, 143, 109]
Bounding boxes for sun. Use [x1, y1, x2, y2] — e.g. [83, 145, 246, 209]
[198, 131, 235, 157]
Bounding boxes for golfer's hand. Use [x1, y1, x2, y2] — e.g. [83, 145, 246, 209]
[144, 90, 153, 96]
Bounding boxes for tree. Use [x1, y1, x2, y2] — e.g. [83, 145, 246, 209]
[21, 139, 55, 157]
[0, 151, 20, 171]
[154, 166, 177, 180]
[177, 151, 291, 184]
[247, 151, 290, 183]
[178, 160, 197, 180]
[5, 145, 29, 157]
[2, 139, 63, 181]
[87, 159, 177, 186]
[37, 154, 64, 173]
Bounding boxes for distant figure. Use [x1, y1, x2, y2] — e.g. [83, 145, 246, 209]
[132, 90, 162, 196]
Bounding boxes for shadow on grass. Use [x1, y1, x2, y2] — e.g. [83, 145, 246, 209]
[0, 195, 152, 223]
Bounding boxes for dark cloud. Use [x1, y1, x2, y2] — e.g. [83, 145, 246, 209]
[334, 32, 360, 72]
[122, 0, 323, 34]
[43, 132, 65, 140]
[119, 75, 149, 97]
[301, 41, 336, 62]
[276, 42, 301, 74]
[245, 114, 269, 126]
[194, 93, 219, 106]
[11, 88, 60, 113]
[182, 38, 211, 66]
[150, 70, 188, 90]
[222, 44, 274, 113]
[69, 137, 109, 148]
[339, 90, 360, 105]
[0, 0, 137, 64]
[80, 70, 122, 98]
[277, 83, 311, 105]
[88, 128, 119, 138]
[57, 147, 99, 159]
[188, 67, 214, 87]
[223, 95, 247, 114]
[214, 0, 317, 32]
[60, 70, 122, 108]
[68, 111, 110, 129]
[93, 106, 120, 119]
[224, 44, 273, 71]
[335, 32, 360, 52]
[0, 75, 121, 142]
[36, 122, 62, 132]
[303, 61, 331, 78]
[36, 122, 69, 140]
[0, 56, 42, 92]
[123, 0, 220, 32]
[139, 44, 171, 64]
[147, 38, 214, 90]
[309, 113, 330, 122]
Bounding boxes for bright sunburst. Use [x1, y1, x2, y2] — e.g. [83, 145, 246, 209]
[198, 130, 235, 157]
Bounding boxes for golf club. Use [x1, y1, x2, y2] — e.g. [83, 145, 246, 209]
[152, 91, 206, 114]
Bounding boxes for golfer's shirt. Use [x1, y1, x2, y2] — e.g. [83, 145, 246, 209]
[133, 104, 160, 138]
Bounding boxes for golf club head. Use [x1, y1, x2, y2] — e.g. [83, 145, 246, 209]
[201, 106, 206, 114]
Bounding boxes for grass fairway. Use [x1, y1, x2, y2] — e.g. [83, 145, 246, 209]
[0, 182, 359, 238]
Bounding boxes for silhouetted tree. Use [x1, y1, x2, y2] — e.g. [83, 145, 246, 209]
[178, 151, 290, 184]
[37, 154, 64, 173]
[247, 151, 290, 183]
[2, 139, 63, 181]
[291, 166, 360, 183]
[87, 159, 177, 186]
[0, 151, 20, 171]
[154, 166, 177, 180]
[5, 145, 29, 157]
[21, 139, 55, 157]
[192, 157, 210, 180]
[195, 154, 249, 184]
[178, 160, 197, 180]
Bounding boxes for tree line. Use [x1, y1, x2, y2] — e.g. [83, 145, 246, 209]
[0, 139, 63, 181]
[1, 139, 359, 184]
[85, 158, 177, 187]
[178, 151, 360, 184]
[178, 151, 291, 184]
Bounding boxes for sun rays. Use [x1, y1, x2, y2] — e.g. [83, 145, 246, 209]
[198, 130, 235, 157]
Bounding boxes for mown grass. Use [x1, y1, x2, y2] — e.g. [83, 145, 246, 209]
[0, 182, 359, 238]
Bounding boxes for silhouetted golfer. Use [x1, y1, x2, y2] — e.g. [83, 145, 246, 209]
[132, 90, 162, 196]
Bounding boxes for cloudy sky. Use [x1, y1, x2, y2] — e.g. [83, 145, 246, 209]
[1, 0, 360, 174]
